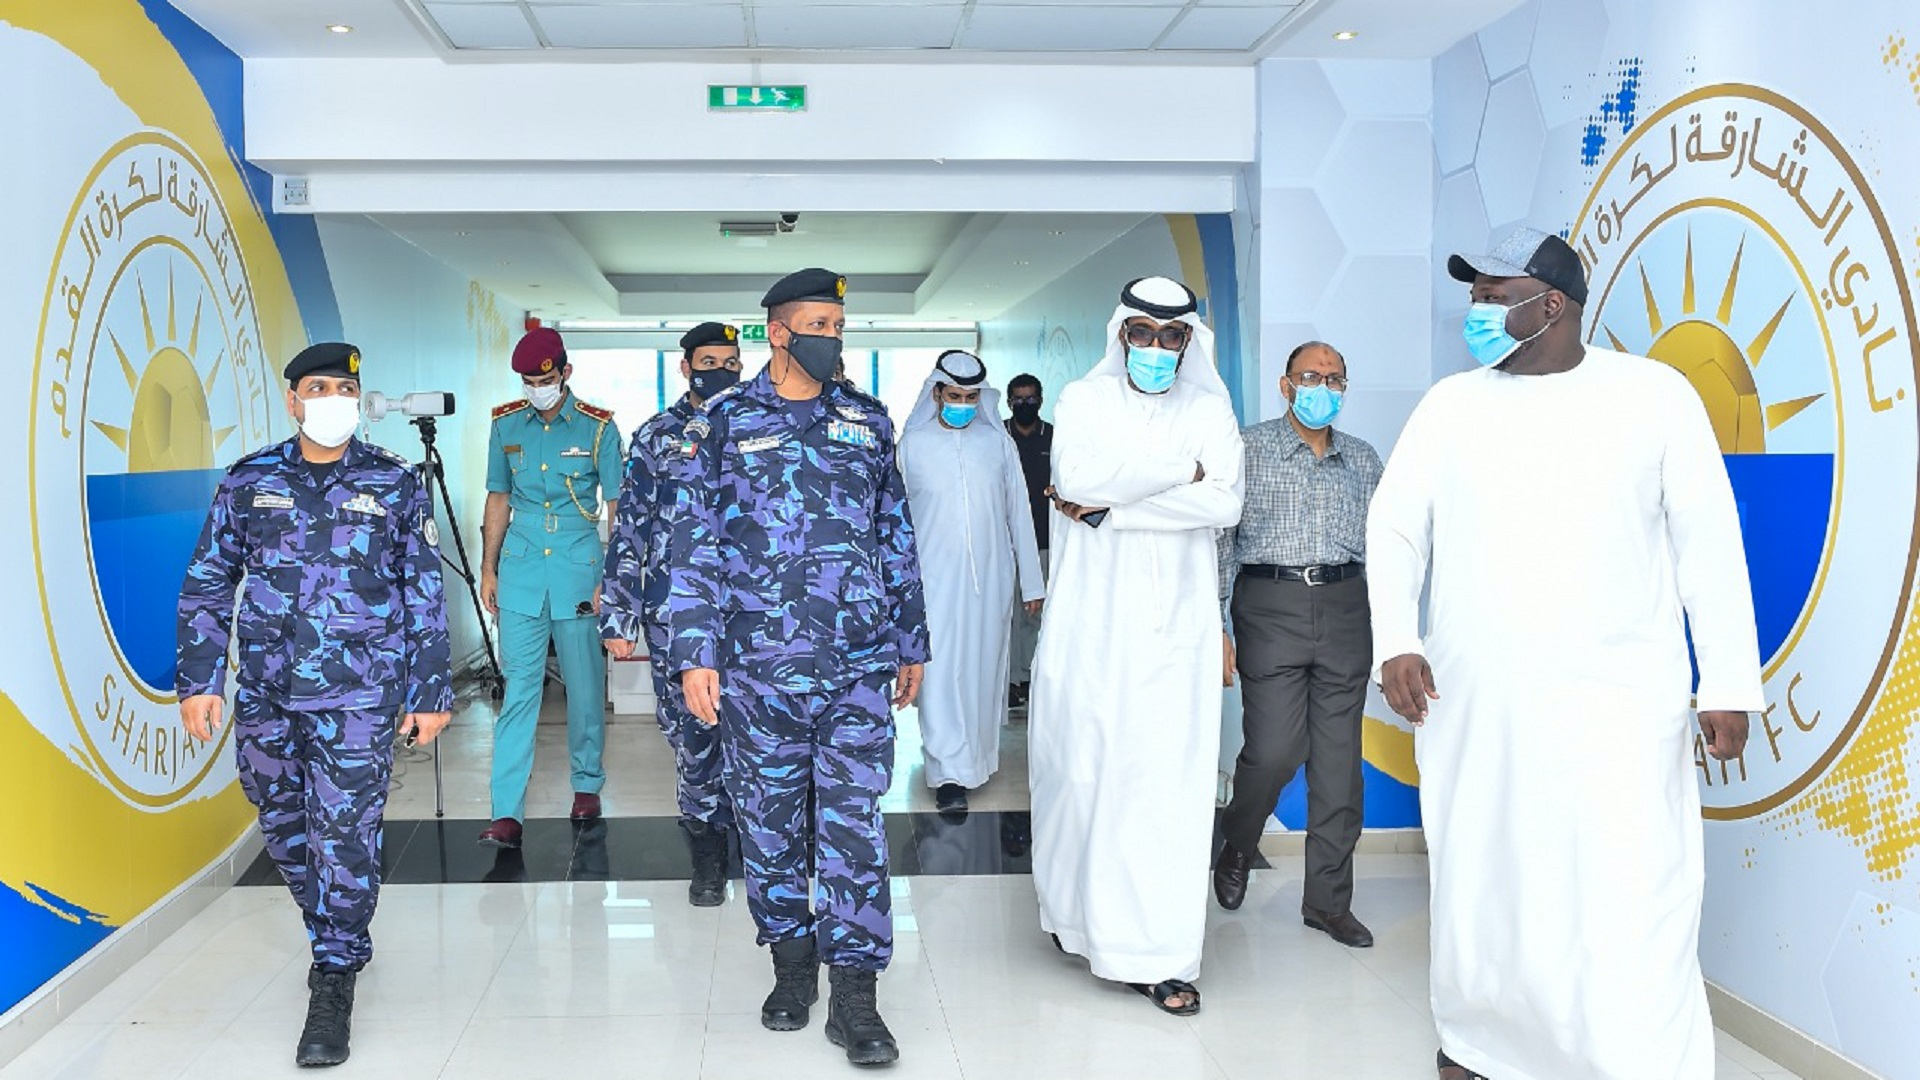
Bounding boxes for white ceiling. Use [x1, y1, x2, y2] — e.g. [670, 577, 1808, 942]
[167, 0, 1517, 60]
[366, 210, 1152, 323]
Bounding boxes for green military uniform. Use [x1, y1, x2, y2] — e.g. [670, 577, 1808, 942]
[486, 392, 624, 821]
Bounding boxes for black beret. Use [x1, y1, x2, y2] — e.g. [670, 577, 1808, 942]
[285, 342, 361, 385]
[680, 322, 741, 353]
[761, 267, 848, 309]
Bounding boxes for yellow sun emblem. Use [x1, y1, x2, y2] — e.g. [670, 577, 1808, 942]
[1600, 229, 1823, 454]
[347, 350, 360, 375]
[724, 325, 738, 341]
[835, 277, 847, 299]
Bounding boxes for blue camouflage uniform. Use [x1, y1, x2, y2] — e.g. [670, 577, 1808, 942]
[177, 436, 451, 972]
[600, 395, 732, 827]
[667, 368, 929, 970]
[486, 393, 624, 820]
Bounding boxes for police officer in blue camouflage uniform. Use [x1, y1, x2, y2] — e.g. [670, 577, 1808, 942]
[478, 327, 624, 848]
[176, 342, 452, 1069]
[601, 320, 744, 906]
[670, 269, 929, 1067]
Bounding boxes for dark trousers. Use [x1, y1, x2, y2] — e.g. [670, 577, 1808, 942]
[1220, 573, 1372, 913]
[234, 690, 394, 970]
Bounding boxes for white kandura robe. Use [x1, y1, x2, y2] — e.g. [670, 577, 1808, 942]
[899, 418, 1045, 788]
[1366, 349, 1764, 1080]
[1030, 370, 1244, 984]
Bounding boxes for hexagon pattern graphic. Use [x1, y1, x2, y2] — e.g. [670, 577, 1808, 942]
[1259, 187, 1346, 321]
[1322, 121, 1434, 252]
[1257, 59, 1347, 187]
[1477, 0, 1541, 80]
[1434, 37, 1492, 173]
[1474, 74, 1549, 230]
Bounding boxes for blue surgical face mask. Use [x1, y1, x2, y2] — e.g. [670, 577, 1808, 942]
[1462, 290, 1553, 367]
[1126, 345, 1180, 394]
[939, 402, 978, 428]
[1289, 382, 1343, 430]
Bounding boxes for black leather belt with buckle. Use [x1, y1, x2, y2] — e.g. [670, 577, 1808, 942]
[1240, 562, 1363, 586]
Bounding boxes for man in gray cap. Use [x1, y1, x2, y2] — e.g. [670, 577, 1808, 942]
[1368, 227, 1762, 1080]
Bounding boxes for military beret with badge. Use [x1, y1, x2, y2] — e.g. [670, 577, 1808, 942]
[284, 341, 362, 385]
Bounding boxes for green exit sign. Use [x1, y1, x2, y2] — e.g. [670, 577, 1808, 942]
[708, 85, 807, 111]
[739, 323, 768, 342]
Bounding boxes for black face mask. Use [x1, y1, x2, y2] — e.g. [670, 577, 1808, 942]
[779, 326, 844, 385]
[1009, 402, 1042, 426]
[687, 366, 740, 401]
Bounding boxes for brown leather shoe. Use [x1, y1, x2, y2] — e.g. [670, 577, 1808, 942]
[1437, 1048, 1488, 1079]
[571, 793, 602, 821]
[477, 818, 523, 849]
[1303, 904, 1374, 948]
[1213, 843, 1252, 911]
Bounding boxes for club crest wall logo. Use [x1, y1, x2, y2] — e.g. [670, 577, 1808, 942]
[29, 130, 278, 808]
[1572, 83, 1920, 819]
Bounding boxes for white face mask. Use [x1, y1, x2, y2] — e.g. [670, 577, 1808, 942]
[299, 394, 360, 448]
[527, 382, 564, 411]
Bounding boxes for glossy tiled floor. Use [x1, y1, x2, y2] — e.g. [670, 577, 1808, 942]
[3, 693, 1805, 1079]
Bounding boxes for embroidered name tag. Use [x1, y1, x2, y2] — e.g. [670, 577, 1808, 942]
[739, 436, 784, 454]
[828, 420, 877, 449]
[342, 493, 388, 517]
[503, 444, 522, 454]
[560, 446, 592, 457]
[252, 492, 294, 510]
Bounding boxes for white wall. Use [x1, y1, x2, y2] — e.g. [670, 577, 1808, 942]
[315, 216, 522, 667]
[246, 60, 1253, 215]
[1254, 58, 1433, 450]
[1435, 2, 1920, 1075]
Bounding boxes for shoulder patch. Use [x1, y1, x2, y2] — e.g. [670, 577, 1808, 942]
[574, 400, 614, 422]
[683, 416, 712, 440]
[493, 399, 531, 420]
[837, 384, 886, 412]
[366, 443, 409, 467]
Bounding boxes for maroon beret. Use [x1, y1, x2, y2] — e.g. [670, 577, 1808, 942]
[512, 328, 566, 376]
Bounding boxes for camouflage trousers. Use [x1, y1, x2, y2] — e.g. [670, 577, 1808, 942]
[644, 621, 733, 828]
[233, 690, 393, 971]
[720, 663, 895, 971]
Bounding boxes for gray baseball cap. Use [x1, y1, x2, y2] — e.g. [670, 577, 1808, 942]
[1448, 226, 1588, 306]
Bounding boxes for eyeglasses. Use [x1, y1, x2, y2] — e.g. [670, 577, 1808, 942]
[1123, 323, 1191, 351]
[1289, 371, 1349, 391]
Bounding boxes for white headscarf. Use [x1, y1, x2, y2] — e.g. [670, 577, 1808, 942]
[902, 349, 1009, 440]
[1087, 276, 1230, 401]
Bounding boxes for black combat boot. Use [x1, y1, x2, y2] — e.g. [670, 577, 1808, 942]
[824, 965, 899, 1066]
[684, 820, 729, 908]
[761, 936, 820, 1031]
[295, 966, 357, 1067]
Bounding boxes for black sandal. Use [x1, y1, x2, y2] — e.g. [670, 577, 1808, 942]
[1127, 978, 1200, 1016]
[1437, 1049, 1489, 1079]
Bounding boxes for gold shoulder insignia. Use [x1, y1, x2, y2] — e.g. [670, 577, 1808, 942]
[574, 400, 614, 422]
[493, 399, 531, 420]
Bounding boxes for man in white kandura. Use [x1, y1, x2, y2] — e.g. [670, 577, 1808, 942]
[1029, 276, 1244, 1017]
[898, 350, 1046, 817]
[1368, 227, 1762, 1080]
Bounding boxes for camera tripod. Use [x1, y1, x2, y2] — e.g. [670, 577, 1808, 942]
[411, 415, 505, 816]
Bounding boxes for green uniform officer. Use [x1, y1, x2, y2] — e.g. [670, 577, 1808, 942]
[478, 327, 624, 847]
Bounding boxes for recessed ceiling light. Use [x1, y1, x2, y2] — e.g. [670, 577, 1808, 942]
[327, 24, 353, 34]
[1332, 30, 1359, 41]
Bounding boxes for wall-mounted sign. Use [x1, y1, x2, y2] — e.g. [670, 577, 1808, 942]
[708, 85, 806, 112]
